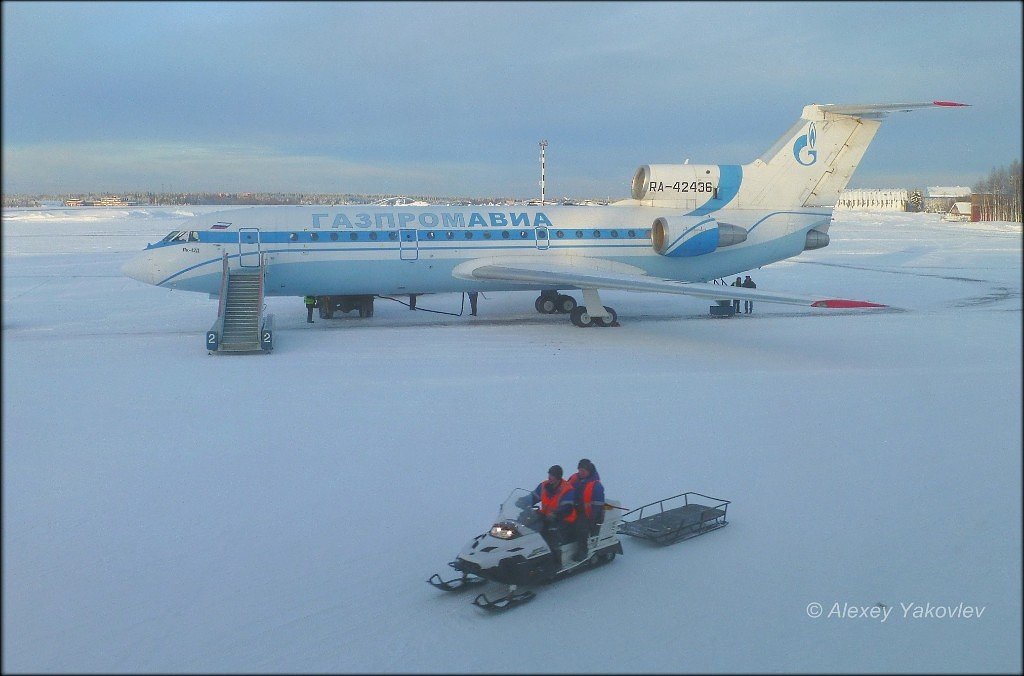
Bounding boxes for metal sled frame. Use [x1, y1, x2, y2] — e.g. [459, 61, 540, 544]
[617, 492, 730, 545]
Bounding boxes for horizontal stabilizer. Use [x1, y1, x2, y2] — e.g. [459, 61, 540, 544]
[813, 101, 970, 118]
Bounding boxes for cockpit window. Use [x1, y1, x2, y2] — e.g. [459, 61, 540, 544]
[159, 231, 200, 243]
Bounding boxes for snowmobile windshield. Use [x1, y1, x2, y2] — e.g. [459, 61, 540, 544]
[496, 488, 543, 533]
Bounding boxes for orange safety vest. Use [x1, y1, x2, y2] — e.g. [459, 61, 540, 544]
[539, 480, 576, 523]
[576, 479, 600, 519]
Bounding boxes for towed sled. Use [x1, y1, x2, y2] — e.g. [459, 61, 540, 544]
[428, 488, 730, 611]
[618, 492, 730, 545]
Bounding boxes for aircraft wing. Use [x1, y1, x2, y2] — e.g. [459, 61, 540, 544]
[455, 256, 885, 308]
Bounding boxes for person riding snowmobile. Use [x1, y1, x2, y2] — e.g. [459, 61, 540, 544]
[525, 465, 576, 566]
[569, 459, 605, 562]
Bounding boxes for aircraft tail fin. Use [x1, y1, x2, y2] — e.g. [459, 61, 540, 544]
[738, 101, 969, 209]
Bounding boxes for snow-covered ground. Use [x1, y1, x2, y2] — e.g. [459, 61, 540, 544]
[3, 206, 1021, 673]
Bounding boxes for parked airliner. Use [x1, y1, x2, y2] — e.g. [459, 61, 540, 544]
[123, 101, 966, 327]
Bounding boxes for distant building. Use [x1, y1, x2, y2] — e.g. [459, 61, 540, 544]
[64, 196, 137, 207]
[836, 188, 909, 211]
[944, 201, 973, 222]
[924, 186, 971, 214]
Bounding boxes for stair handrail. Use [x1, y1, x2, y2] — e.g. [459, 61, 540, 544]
[216, 251, 230, 318]
[258, 252, 267, 312]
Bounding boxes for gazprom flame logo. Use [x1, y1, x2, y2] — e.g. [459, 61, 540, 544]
[792, 122, 818, 166]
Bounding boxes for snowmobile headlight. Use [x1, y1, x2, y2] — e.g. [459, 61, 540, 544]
[489, 521, 520, 540]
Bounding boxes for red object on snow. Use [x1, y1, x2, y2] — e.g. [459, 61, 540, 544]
[811, 299, 888, 309]
[932, 100, 970, 107]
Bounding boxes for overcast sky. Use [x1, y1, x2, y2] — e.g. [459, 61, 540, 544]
[3, 1, 1021, 198]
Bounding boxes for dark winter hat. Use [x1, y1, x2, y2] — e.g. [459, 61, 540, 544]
[548, 465, 563, 479]
[577, 458, 592, 470]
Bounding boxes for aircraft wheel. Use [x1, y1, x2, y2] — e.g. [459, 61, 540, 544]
[570, 306, 594, 327]
[555, 294, 577, 314]
[594, 307, 617, 327]
[536, 296, 557, 314]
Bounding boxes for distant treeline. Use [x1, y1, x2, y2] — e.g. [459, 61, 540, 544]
[2, 191, 518, 208]
[973, 160, 1022, 223]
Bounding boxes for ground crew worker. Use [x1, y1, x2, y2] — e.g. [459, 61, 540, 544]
[731, 276, 742, 314]
[468, 291, 479, 316]
[742, 275, 757, 313]
[569, 459, 604, 562]
[528, 465, 576, 567]
[304, 295, 316, 323]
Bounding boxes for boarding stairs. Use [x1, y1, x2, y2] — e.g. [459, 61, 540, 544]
[207, 253, 274, 354]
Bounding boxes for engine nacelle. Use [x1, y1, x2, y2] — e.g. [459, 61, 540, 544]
[632, 164, 720, 201]
[804, 229, 830, 250]
[651, 215, 720, 257]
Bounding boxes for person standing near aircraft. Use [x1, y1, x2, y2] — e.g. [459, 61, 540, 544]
[570, 459, 605, 562]
[731, 277, 742, 314]
[468, 291, 479, 316]
[742, 275, 757, 313]
[304, 295, 316, 323]
[526, 465, 576, 567]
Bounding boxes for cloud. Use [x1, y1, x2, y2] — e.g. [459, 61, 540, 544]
[1, 140, 517, 196]
[2, 2, 1018, 195]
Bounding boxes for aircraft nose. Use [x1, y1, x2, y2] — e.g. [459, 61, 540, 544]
[122, 253, 160, 285]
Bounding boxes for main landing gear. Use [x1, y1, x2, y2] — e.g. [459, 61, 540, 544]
[534, 290, 577, 315]
[534, 290, 619, 328]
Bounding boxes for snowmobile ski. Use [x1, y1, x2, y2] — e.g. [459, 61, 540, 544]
[472, 588, 536, 611]
[427, 570, 486, 592]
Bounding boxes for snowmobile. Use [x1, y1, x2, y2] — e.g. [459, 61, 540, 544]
[427, 488, 624, 610]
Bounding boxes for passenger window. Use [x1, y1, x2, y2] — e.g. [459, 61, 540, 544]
[289, 233, 298, 241]
[310, 233, 319, 241]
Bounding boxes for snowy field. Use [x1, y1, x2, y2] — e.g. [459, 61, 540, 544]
[2, 206, 1021, 674]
